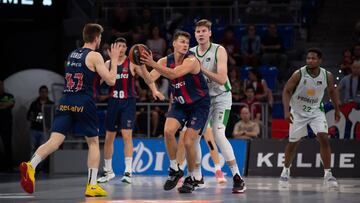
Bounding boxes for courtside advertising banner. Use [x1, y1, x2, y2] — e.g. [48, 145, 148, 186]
[113, 138, 248, 176]
[247, 139, 360, 177]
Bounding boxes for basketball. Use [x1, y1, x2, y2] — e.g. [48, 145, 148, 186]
[129, 44, 151, 65]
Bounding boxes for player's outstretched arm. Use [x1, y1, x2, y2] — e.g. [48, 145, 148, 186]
[141, 52, 198, 80]
[133, 63, 165, 101]
[93, 43, 120, 86]
[201, 46, 228, 85]
[282, 70, 301, 123]
[326, 71, 341, 122]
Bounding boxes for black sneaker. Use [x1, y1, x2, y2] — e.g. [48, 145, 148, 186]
[163, 166, 184, 191]
[193, 176, 205, 190]
[232, 174, 246, 193]
[178, 176, 195, 193]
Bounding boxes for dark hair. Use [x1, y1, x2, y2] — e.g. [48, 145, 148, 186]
[307, 47, 323, 59]
[115, 37, 127, 44]
[172, 30, 191, 41]
[82, 23, 103, 43]
[245, 85, 255, 91]
[248, 68, 262, 82]
[39, 85, 48, 92]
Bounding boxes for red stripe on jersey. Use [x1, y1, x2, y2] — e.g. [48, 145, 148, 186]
[122, 58, 129, 98]
[110, 81, 116, 97]
[178, 77, 193, 104]
[192, 75, 205, 97]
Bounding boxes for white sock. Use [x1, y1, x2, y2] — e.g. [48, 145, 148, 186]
[125, 157, 132, 174]
[229, 164, 241, 177]
[214, 164, 221, 172]
[281, 167, 290, 176]
[187, 169, 193, 177]
[30, 154, 42, 169]
[324, 169, 331, 177]
[170, 159, 178, 171]
[88, 168, 98, 186]
[104, 159, 112, 172]
[179, 162, 187, 171]
[193, 167, 202, 180]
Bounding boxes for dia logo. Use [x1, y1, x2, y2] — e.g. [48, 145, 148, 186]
[132, 142, 166, 173]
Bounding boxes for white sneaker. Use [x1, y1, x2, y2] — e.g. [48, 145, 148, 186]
[324, 172, 339, 189]
[279, 170, 290, 188]
[97, 170, 115, 183]
[120, 172, 131, 184]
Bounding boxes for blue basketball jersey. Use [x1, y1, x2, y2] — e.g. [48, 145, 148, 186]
[64, 48, 99, 98]
[109, 57, 136, 99]
[166, 52, 209, 104]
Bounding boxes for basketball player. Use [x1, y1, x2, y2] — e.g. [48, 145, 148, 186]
[190, 19, 246, 193]
[279, 48, 340, 188]
[97, 38, 164, 184]
[19, 23, 120, 197]
[140, 31, 210, 193]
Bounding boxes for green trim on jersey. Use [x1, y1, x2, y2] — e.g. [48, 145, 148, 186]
[224, 81, 231, 91]
[223, 109, 230, 126]
[214, 45, 220, 63]
[292, 69, 302, 94]
[319, 101, 325, 112]
[305, 66, 321, 78]
[196, 43, 212, 58]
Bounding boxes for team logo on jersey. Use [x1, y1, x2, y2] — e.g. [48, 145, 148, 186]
[206, 57, 211, 62]
[190, 117, 198, 125]
[306, 88, 316, 96]
[317, 81, 322, 85]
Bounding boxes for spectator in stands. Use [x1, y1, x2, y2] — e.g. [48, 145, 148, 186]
[110, 5, 135, 44]
[352, 43, 360, 61]
[337, 60, 360, 104]
[27, 86, 54, 156]
[245, 68, 273, 106]
[134, 7, 156, 44]
[0, 80, 15, 171]
[240, 86, 261, 122]
[241, 24, 261, 67]
[233, 107, 260, 139]
[229, 66, 245, 102]
[261, 23, 288, 80]
[340, 48, 353, 76]
[146, 25, 167, 61]
[220, 26, 241, 66]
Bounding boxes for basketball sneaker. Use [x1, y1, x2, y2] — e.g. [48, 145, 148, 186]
[215, 170, 227, 184]
[324, 172, 339, 189]
[85, 184, 108, 197]
[178, 176, 195, 193]
[193, 176, 206, 190]
[97, 169, 115, 183]
[163, 166, 184, 191]
[279, 168, 290, 188]
[19, 162, 35, 194]
[120, 172, 131, 184]
[232, 174, 246, 193]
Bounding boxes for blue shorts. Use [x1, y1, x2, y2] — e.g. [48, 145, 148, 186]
[105, 98, 136, 131]
[52, 94, 99, 137]
[167, 96, 210, 131]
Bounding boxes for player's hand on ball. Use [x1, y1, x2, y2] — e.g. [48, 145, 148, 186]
[140, 51, 155, 67]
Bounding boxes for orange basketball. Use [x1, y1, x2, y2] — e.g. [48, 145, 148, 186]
[129, 44, 151, 65]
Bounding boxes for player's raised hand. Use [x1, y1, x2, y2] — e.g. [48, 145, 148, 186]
[108, 42, 121, 61]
